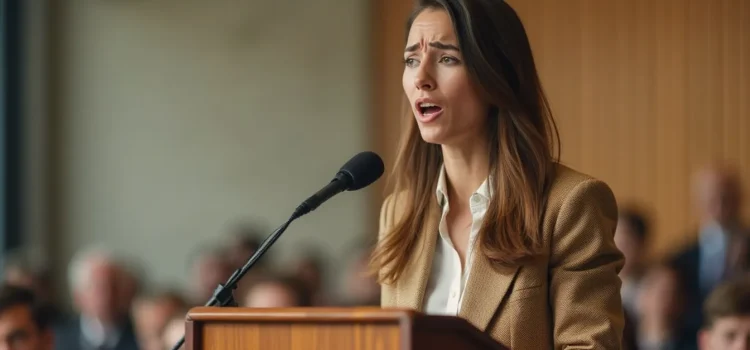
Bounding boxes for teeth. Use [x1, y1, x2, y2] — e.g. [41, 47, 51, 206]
[419, 103, 438, 108]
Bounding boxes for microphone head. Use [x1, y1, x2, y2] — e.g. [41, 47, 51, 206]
[337, 151, 384, 191]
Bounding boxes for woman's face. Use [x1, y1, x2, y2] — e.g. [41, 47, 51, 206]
[402, 8, 490, 147]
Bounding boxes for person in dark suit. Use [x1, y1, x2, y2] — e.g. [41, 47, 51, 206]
[54, 248, 139, 350]
[671, 165, 750, 343]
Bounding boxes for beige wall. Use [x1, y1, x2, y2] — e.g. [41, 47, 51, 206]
[507, 0, 750, 257]
[47, 0, 372, 294]
[373, 0, 750, 259]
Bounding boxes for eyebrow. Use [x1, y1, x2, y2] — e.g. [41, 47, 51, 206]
[404, 41, 460, 53]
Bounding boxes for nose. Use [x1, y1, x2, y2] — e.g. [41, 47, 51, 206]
[414, 65, 435, 91]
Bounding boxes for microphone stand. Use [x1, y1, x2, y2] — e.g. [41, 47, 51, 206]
[170, 205, 310, 350]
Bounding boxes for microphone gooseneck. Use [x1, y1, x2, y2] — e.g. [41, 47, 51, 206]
[170, 151, 384, 350]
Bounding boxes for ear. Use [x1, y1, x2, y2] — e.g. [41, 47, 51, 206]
[698, 329, 710, 350]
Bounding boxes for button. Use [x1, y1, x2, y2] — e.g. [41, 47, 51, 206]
[471, 195, 480, 204]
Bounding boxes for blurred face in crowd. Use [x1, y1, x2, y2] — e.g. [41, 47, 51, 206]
[161, 317, 185, 350]
[402, 8, 490, 147]
[244, 282, 298, 308]
[3, 269, 51, 305]
[0, 305, 52, 350]
[342, 252, 380, 305]
[118, 269, 139, 316]
[636, 266, 683, 323]
[294, 258, 322, 296]
[694, 167, 742, 227]
[226, 236, 259, 269]
[191, 254, 231, 302]
[74, 260, 121, 325]
[701, 315, 750, 350]
[614, 220, 645, 278]
[2, 270, 34, 292]
[133, 296, 184, 350]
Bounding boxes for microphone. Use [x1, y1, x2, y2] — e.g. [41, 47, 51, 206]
[170, 151, 384, 350]
[295, 151, 384, 217]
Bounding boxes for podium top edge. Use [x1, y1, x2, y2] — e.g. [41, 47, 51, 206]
[186, 306, 419, 323]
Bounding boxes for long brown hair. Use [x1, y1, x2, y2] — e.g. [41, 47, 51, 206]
[371, 0, 560, 284]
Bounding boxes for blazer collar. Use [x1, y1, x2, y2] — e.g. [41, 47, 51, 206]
[395, 198, 520, 331]
[459, 252, 520, 331]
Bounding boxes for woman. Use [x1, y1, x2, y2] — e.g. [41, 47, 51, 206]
[369, 0, 625, 349]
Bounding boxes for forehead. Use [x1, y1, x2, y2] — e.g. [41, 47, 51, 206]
[407, 9, 457, 44]
[0, 305, 37, 332]
[712, 316, 750, 331]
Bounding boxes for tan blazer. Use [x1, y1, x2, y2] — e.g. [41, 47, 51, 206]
[378, 165, 625, 350]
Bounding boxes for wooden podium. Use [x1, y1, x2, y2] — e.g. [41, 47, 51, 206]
[185, 307, 507, 350]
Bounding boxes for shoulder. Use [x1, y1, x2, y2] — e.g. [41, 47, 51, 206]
[544, 164, 618, 229]
[53, 318, 81, 346]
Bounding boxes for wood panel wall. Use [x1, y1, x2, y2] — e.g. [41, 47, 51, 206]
[371, 0, 750, 257]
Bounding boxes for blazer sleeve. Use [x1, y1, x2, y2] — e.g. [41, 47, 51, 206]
[549, 179, 625, 350]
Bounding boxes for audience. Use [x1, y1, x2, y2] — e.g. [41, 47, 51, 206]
[672, 164, 750, 335]
[160, 312, 188, 350]
[131, 290, 186, 350]
[186, 246, 233, 306]
[0, 162, 744, 350]
[338, 244, 380, 307]
[1, 254, 62, 326]
[224, 228, 267, 298]
[225, 226, 263, 270]
[242, 275, 311, 308]
[615, 207, 650, 318]
[635, 264, 694, 350]
[699, 277, 750, 350]
[54, 248, 139, 350]
[290, 251, 325, 306]
[0, 285, 53, 350]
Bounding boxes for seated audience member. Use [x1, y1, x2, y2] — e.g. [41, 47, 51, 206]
[339, 244, 380, 307]
[117, 263, 142, 320]
[615, 206, 650, 318]
[291, 251, 325, 306]
[0, 285, 53, 350]
[187, 246, 233, 306]
[54, 248, 139, 350]
[225, 225, 263, 269]
[2, 254, 63, 326]
[160, 311, 189, 350]
[699, 277, 750, 350]
[224, 227, 267, 297]
[243, 275, 311, 308]
[672, 165, 749, 332]
[132, 290, 186, 350]
[636, 264, 696, 350]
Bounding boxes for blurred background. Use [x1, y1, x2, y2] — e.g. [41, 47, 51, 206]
[0, 0, 748, 349]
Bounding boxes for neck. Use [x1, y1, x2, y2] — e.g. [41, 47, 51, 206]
[441, 139, 490, 207]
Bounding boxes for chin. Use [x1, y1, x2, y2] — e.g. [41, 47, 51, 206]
[418, 129, 448, 145]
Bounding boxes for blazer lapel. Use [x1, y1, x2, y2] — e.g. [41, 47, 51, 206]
[458, 249, 520, 331]
[396, 202, 441, 311]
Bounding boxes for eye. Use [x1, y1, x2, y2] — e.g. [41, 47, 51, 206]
[404, 58, 419, 68]
[724, 331, 737, 342]
[439, 56, 460, 65]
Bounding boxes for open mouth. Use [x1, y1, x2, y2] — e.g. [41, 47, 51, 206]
[418, 103, 443, 117]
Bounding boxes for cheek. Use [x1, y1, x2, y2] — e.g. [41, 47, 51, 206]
[441, 74, 487, 120]
[402, 72, 415, 100]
